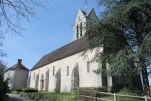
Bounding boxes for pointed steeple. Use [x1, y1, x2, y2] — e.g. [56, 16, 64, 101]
[87, 8, 98, 21]
[73, 8, 98, 40]
[75, 9, 86, 24]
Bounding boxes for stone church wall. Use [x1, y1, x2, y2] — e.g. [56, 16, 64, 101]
[30, 48, 104, 92]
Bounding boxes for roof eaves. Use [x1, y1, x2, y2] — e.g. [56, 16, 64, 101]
[31, 47, 89, 71]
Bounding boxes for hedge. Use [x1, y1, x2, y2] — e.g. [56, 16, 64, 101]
[14, 88, 38, 92]
[14, 88, 22, 92]
[22, 88, 38, 92]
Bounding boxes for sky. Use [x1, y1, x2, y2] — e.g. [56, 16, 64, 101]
[1, 0, 104, 69]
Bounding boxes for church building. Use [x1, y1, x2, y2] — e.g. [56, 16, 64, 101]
[29, 9, 122, 92]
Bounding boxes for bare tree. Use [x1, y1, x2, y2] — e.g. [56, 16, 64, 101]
[0, 0, 47, 33]
[0, 32, 6, 57]
[0, 60, 6, 77]
[0, 0, 48, 56]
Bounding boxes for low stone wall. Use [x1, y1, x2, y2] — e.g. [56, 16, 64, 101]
[75, 87, 112, 101]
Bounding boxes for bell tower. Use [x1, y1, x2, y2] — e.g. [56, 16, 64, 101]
[73, 8, 98, 40]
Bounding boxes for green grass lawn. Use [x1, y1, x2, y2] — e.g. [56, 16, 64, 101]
[19, 91, 77, 101]
[33, 92, 75, 99]
[98, 95, 114, 100]
[98, 94, 144, 101]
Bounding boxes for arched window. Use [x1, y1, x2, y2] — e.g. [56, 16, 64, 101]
[76, 25, 79, 39]
[40, 74, 44, 90]
[53, 66, 55, 76]
[45, 70, 49, 91]
[67, 66, 69, 76]
[87, 61, 90, 73]
[33, 73, 35, 80]
[80, 23, 82, 37]
[41, 74, 44, 80]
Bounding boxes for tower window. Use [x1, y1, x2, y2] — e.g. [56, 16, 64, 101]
[53, 66, 55, 76]
[76, 25, 79, 39]
[80, 23, 82, 37]
[87, 61, 90, 73]
[67, 66, 69, 76]
[90, 22, 92, 26]
[78, 16, 80, 21]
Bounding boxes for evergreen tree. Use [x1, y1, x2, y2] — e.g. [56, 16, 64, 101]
[86, 0, 151, 94]
[0, 61, 9, 101]
[0, 77, 9, 101]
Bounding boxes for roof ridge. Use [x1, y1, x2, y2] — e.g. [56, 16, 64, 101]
[86, 8, 94, 16]
[5, 63, 29, 72]
[79, 8, 86, 16]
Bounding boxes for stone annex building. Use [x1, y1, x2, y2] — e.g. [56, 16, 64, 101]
[29, 8, 139, 92]
[4, 59, 29, 89]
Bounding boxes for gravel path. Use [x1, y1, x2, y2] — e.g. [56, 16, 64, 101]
[8, 94, 34, 101]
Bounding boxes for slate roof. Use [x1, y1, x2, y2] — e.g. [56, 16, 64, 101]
[5, 64, 29, 72]
[81, 9, 86, 15]
[31, 37, 89, 71]
[80, 8, 95, 17]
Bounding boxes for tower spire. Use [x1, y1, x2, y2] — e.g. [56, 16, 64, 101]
[73, 8, 98, 40]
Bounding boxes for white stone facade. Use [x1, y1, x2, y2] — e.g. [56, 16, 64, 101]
[30, 49, 109, 92]
[4, 70, 15, 89]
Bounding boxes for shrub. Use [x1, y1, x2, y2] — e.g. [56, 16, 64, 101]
[22, 88, 38, 92]
[26, 92, 75, 101]
[118, 87, 144, 96]
[74, 87, 79, 99]
[34, 93, 42, 101]
[14, 88, 22, 92]
[11, 91, 18, 95]
[74, 87, 112, 97]
[117, 87, 145, 101]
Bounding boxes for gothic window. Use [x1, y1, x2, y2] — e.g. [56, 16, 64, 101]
[33, 73, 35, 80]
[41, 74, 44, 79]
[67, 66, 69, 76]
[45, 70, 49, 91]
[35, 74, 39, 89]
[40, 74, 44, 90]
[53, 66, 55, 76]
[87, 61, 90, 73]
[80, 23, 82, 37]
[76, 25, 79, 39]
